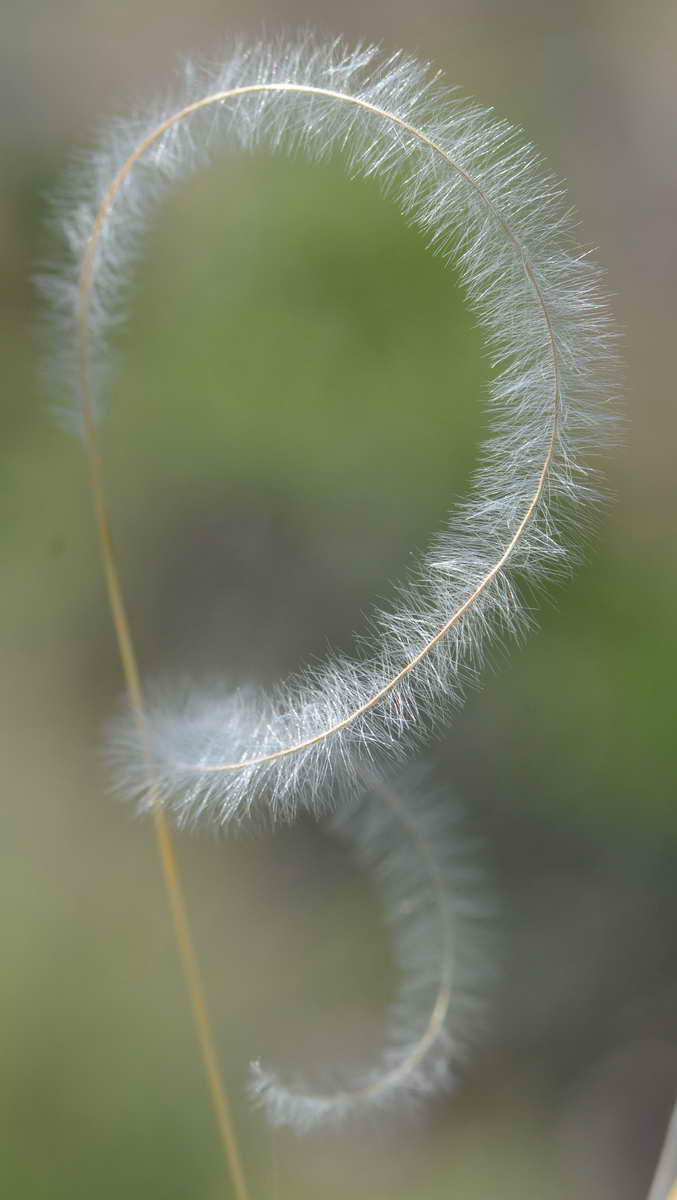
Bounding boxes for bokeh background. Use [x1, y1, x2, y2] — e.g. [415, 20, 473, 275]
[3, 2, 677, 1197]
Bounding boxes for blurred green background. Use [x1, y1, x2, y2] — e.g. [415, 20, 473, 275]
[3, 3, 677, 1198]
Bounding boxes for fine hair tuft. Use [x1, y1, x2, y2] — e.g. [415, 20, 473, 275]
[39, 32, 620, 1132]
[40, 34, 622, 824]
[249, 765, 496, 1132]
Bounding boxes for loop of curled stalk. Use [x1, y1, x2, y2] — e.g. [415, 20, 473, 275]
[40, 30, 618, 1174]
[79, 82, 560, 781]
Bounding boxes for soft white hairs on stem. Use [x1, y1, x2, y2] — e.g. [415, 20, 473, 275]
[40, 34, 618, 826]
[250, 765, 495, 1132]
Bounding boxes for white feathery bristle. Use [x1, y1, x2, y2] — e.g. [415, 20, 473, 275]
[39, 33, 620, 826]
[39, 30, 620, 1133]
[249, 765, 496, 1131]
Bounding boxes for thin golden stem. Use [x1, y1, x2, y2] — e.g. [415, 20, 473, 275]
[81, 244, 250, 1200]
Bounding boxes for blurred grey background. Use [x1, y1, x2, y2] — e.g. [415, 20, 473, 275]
[2, 2, 677, 1197]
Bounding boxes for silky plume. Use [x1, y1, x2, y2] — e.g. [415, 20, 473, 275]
[39, 33, 619, 1135]
[39, 35, 619, 827]
[250, 765, 496, 1131]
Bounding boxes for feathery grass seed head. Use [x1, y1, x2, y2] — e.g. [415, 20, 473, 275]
[40, 33, 619, 1132]
[39, 35, 621, 822]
